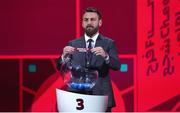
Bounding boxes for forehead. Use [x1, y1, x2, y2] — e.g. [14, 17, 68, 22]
[82, 12, 98, 18]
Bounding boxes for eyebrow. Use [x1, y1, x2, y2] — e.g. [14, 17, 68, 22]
[83, 17, 96, 20]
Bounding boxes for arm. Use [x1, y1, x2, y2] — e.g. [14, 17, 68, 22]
[91, 40, 120, 71]
[56, 42, 74, 71]
[106, 40, 120, 70]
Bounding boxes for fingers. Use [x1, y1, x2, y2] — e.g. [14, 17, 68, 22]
[62, 46, 107, 58]
[63, 46, 75, 57]
[91, 47, 106, 58]
[91, 47, 103, 53]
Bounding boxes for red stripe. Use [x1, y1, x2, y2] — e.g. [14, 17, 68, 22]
[22, 86, 36, 95]
[19, 59, 23, 111]
[133, 55, 138, 111]
[76, 0, 80, 37]
[121, 86, 134, 95]
[0, 54, 136, 59]
[172, 102, 180, 112]
[50, 59, 59, 72]
[0, 55, 59, 59]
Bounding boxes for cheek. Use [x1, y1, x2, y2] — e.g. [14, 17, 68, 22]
[82, 24, 85, 28]
[94, 23, 99, 27]
[82, 23, 87, 28]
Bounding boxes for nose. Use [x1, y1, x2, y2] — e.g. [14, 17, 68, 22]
[87, 20, 91, 25]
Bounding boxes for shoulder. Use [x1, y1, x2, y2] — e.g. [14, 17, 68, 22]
[99, 34, 115, 43]
[68, 36, 84, 45]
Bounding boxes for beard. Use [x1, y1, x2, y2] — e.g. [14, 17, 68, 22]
[84, 26, 99, 37]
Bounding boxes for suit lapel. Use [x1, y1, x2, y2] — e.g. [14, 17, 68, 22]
[94, 34, 103, 47]
[91, 35, 104, 66]
[79, 37, 86, 48]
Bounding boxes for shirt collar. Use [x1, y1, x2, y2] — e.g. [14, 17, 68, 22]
[84, 32, 99, 43]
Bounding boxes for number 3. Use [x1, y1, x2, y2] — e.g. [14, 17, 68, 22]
[76, 98, 84, 110]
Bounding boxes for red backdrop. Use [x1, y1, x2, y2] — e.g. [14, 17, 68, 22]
[0, 0, 179, 112]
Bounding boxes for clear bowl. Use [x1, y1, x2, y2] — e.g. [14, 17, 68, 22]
[63, 65, 98, 91]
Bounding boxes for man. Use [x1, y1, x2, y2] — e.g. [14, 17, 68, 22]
[57, 7, 120, 112]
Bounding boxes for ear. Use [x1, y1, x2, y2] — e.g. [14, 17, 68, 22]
[99, 19, 102, 27]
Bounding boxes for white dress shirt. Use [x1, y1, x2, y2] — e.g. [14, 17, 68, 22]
[84, 33, 99, 48]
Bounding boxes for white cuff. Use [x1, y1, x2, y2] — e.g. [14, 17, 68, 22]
[104, 54, 110, 64]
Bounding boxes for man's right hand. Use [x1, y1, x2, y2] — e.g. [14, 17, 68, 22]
[62, 46, 75, 58]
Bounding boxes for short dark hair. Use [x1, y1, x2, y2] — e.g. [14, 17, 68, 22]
[83, 7, 102, 20]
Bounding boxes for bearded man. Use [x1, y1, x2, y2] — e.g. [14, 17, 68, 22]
[57, 7, 120, 112]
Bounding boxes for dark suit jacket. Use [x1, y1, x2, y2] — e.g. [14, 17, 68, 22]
[57, 34, 120, 107]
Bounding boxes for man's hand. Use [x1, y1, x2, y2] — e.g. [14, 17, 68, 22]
[62, 46, 75, 58]
[91, 47, 108, 58]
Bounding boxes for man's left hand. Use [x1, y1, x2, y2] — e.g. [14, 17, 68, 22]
[91, 47, 108, 58]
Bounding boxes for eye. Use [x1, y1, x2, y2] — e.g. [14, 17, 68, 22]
[83, 18, 88, 22]
[91, 18, 96, 21]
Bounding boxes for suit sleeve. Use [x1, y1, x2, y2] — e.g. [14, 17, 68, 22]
[107, 40, 120, 70]
[56, 41, 72, 71]
[56, 55, 63, 71]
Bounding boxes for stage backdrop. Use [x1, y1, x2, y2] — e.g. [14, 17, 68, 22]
[0, 0, 179, 112]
